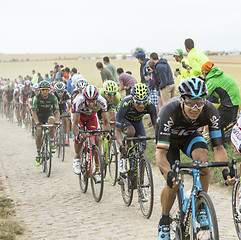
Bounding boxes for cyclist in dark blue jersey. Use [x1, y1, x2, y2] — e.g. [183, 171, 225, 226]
[115, 83, 157, 174]
[155, 77, 235, 240]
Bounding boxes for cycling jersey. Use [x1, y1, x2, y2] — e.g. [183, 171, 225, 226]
[4, 88, 14, 102]
[20, 86, 32, 103]
[53, 90, 71, 114]
[99, 88, 121, 112]
[116, 95, 157, 129]
[32, 93, 59, 113]
[72, 94, 107, 115]
[156, 97, 223, 150]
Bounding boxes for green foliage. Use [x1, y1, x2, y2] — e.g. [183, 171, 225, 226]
[132, 47, 145, 57]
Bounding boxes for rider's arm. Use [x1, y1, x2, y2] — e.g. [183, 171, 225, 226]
[102, 112, 111, 131]
[32, 110, 39, 124]
[72, 113, 80, 137]
[118, 81, 124, 91]
[54, 109, 60, 123]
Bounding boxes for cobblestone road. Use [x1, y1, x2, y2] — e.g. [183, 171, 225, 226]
[0, 118, 238, 239]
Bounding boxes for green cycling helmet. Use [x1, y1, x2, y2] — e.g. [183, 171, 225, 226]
[39, 80, 51, 89]
[131, 83, 149, 100]
[103, 80, 118, 93]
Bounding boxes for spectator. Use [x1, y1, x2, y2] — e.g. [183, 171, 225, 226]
[44, 74, 52, 83]
[96, 62, 115, 83]
[202, 61, 241, 144]
[150, 52, 175, 104]
[67, 77, 75, 94]
[71, 67, 84, 88]
[37, 73, 44, 83]
[53, 62, 59, 73]
[31, 70, 38, 84]
[117, 68, 138, 95]
[103, 56, 119, 82]
[184, 38, 209, 77]
[173, 49, 192, 83]
[18, 75, 24, 84]
[135, 52, 149, 83]
[63, 67, 70, 83]
[50, 70, 54, 81]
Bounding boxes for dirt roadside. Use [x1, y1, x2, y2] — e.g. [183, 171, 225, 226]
[0, 118, 238, 240]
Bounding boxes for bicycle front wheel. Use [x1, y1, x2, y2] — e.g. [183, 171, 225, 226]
[137, 153, 154, 219]
[90, 145, 104, 202]
[190, 191, 219, 240]
[79, 146, 89, 193]
[44, 134, 52, 177]
[108, 139, 118, 186]
[232, 175, 241, 239]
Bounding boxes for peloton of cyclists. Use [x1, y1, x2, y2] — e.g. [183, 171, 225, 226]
[32, 80, 60, 166]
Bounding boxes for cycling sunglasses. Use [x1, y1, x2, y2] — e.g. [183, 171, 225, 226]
[183, 99, 206, 109]
[134, 99, 148, 105]
[56, 91, 64, 93]
[41, 89, 49, 92]
[107, 92, 116, 96]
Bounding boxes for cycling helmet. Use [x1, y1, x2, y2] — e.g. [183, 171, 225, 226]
[83, 85, 99, 100]
[131, 83, 149, 100]
[33, 83, 39, 90]
[24, 80, 31, 87]
[76, 79, 88, 90]
[54, 82, 66, 91]
[39, 80, 51, 89]
[103, 80, 118, 93]
[178, 77, 207, 99]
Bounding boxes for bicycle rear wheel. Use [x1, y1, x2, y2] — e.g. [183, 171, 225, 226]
[44, 134, 52, 177]
[190, 191, 219, 240]
[79, 146, 89, 193]
[57, 124, 65, 161]
[137, 153, 154, 218]
[232, 175, 241, 239]
[90, 145, 104, 202]
[108, 139, 118, 186]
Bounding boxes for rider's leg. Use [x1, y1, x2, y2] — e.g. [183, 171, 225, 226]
[48, 117, 55, 139]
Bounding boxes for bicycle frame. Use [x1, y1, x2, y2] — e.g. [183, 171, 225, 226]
[173, 158, 237, 236]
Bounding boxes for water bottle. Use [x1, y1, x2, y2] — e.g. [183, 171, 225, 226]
[182, 189, 191, 213]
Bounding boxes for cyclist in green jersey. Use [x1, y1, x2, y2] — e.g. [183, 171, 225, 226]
[202, 61, 241, 143]
[32, 81, 60, 166]
[99, 80, 121, 131]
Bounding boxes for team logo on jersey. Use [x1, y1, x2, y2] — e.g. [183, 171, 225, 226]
[210, 116, 219, 129]
[164, 117, 174, 132]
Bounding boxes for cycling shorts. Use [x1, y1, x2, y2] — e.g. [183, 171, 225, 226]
[37, 111, 54, 124]
[78, 112, 99, 131]
[121, 119, 146, 149]
[166, 131, 208, 168]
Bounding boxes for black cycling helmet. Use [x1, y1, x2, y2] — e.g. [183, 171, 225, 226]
[39, 80, 51, 89]
[178, 77, 207, 99]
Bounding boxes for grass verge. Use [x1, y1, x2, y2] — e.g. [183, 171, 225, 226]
[0, 180, 24, 240]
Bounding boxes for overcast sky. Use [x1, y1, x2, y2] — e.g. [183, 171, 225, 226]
[1, 0, 241, 54]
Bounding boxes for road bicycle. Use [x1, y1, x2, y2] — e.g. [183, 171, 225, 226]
[22, 103, 31, 130]
[169, 158, 237, 240]
[37, 124, 55, 177]
[100, 121, 118, 186]
[119, 135, 155, 219]
[78, 126, 104, 202]
[55, 114, 70, 161]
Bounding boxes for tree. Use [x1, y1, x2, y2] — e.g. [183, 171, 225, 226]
[132, 47, 145, 57]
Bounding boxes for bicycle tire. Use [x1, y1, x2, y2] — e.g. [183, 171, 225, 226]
[60, 124, 65, 161]
[120, 160, 134, 206]
[137, 153, 154, 218]
[232, 174, 241, 240]
[190, 191, 219, 240]
[108, 139, 118, 186]
[44, 134, 52, 177]
[79, 146, 89, 193]
[90, 145, 104, 202]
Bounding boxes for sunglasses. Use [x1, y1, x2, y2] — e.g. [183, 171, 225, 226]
[41, 89, 49, 92]
[106, 92, 116, 96]
[134, 99, 148, 105]
[183, 99, 206, 109]
[56, 91, 64, 93]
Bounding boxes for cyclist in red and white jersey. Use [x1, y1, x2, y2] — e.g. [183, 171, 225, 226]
[72, 85, 111, 175]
